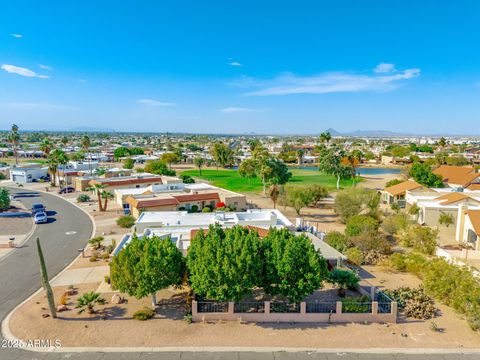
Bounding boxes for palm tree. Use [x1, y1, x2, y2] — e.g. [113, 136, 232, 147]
[319, 131, 331, 144]
[268, 183, 280, 209]
[193, 156, 205, 175]
[61, 136, 69, 148]
[8, 124, 20, 165]
[76, 291, 105, 314]
[296, 149, 304, 165]
[40, 139, 53, 157]
[101, 190, 114, 211]
[87, 183, 106, 211]
[81, 135, 92, 175]
[94, 167, 107, 176]
[47, 149, 68, 187]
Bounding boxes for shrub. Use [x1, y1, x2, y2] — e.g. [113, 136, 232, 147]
[106, 239, 117, 254]
[385, 178, 403, 188]
[104, 275, 110, 284]
[89, 236, 104, 250]
[180, 174, 195, 184]
[89, 254, 97, 262]
[328, 268, 360, 296]
[59, 293, 69, 306]
[345, 247, 364, 265]
[438, 211, 454, 227]
[362, 250, 387, 265]
[334, 188, 380, 223]
[133, 307, 155, 321]
[382, 213, 410, 235]
[190, 205, 199, 213]
[116, 215, 135, 228]
[324, 231, 350, 253]
[349, 231, 392, 255]
[383, 287, 436, 320]
[399, 225, 438, 255]
[202, 206, 212, 213]
[101, 252, 110, 260]
[77, 194, 91, 203]
[381, 252, 427, 275]
[341, 295, 371, 313]
[345, 215, 378, 237]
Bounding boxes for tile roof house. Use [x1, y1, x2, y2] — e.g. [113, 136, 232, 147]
[433, 165, 480, 188]
[382, 180, 423, 208]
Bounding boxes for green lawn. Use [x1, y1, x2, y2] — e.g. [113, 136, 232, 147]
[181, 168, 361, 193]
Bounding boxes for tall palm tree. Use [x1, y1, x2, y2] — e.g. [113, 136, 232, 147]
[101, 190, 114, 211]
[81, 135, 92, 175]
[47, 149, 68, 187]
[40, 139, 53, 157]
[87, 183, 106, 211]
[268, 183, 280, 209]
[8, 124, 20, 166]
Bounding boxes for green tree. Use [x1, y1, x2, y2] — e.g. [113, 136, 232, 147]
[123, 157, 135, 170]
[324, 231, 350, 253]
[268, 183, 280, 209]
[101, 190, 114, 211]
[144, 159, 176, 176]
[385, 178, 404, 188]
[262, 228, 328, 303]
[47, 149, 68, 187]
[210, 142, 234, 168]
[438, 137, 447, 148]
[161, 152, 181, 170]
[318, 146, 352, 189]
[36, 238, 56, 318]
[187, 225, 263, 301]
[0, 188, 10, 211]
[409, 162, 444, 187]
[238, 158, 257, 181]
[40, 139, 53, 156]
[319, 131, 332, 144]
[87, 183, 106, 211]
[193, 156, 205, 175]
[110, 234, 184, 307]
[280, 185, 314, 215]
[334, 188, 379, 223]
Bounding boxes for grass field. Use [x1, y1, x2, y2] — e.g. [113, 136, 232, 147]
[181, 168, 360, 193]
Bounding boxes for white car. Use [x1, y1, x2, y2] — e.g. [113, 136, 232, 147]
[34, 211, 48, 224]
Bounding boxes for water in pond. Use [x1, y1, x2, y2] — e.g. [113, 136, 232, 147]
[294, 166, 402, 175]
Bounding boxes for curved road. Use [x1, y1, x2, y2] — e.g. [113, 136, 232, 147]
[0, 188, 471, 359]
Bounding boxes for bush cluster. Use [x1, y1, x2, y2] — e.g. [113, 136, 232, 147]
[384, 286, 436, 320]
[133, 307, 155, 320]
[116, 215, 135, 228]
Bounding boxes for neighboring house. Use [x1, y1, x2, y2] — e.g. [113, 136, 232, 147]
[121, 183, 247, 217]
[9, 164, 48, 184]
[74, 173, 163, 191]
[456, 209, 480, 250]
[114, 209, 294, 255]
[433, 165, 480, 189]
[382, 180, 423, 208]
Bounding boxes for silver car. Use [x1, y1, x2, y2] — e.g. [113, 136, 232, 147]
[34, 211, 48, 224]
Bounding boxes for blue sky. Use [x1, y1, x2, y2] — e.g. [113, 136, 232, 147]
[1, 1, 480, 134]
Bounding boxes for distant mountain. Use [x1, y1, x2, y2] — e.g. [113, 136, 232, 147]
[69, 126, 116, 133]
[324, 128, 407, 137]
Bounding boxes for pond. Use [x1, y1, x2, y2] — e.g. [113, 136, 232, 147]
[294, 166, 402, 175]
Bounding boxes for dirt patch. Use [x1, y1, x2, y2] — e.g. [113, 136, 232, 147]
[9, 280, 480, 349]
[0, 217, 33, 236]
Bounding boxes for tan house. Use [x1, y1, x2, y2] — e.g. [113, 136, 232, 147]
[456, 209, 480, 250]
[126, 192, 221, 218]
[74, 173, 163, 191]
[383, 180, 423, 208]
[433, 165, 480, 188]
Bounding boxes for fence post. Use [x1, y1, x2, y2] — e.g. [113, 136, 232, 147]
[391, 301, 398, 323]
[265, 301, 271, 315]
[300, 302, 306, 314]
[192, 300, 198, 319]
[370, 286, 376, 300]
[336, 301, 342, 314]
[372, 301, 378, 314]
[228, 302, 235, 315]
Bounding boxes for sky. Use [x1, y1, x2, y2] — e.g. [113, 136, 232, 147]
[1, 1, 480, 135]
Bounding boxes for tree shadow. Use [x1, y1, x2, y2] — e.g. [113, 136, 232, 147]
[156, 293, 187, 320]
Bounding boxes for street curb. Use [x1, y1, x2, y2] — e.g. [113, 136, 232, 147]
[1, 185, 97, 351]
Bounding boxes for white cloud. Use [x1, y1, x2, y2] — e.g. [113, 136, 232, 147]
[10, 34, 22, 38]
[39, 64, 53, 71]
[229, 61, 243, 67]
[137, 99, 174, 106]
[220, 107, 256, 113]
[240, 66, 420, 96]
[374, 63, 396, 73]
[2, 102, 77, 110]
[77, 78, 87, 83]
[1, 64, 49, 78]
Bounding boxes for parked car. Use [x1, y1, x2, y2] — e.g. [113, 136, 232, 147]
[34, 211, 48, 224]
[31, 203, 46, 215]
[58, 186, 75, 194]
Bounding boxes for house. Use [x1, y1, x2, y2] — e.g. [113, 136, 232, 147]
[119, 183, 247, 217]
[9, 164, 48, 183]
[456, 208, 480, 250]
[74, 173, 163, 191]
[382, 180, 423, 208]
[433, 165, 480, 189]
[114, 209, 294, 255]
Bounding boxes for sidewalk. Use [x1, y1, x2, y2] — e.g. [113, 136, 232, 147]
[50, 265, 110, 287]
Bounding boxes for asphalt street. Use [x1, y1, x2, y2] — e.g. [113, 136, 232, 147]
[0, 187, 476, 360]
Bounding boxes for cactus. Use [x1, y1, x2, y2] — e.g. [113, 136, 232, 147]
[36, 237, 57, 318]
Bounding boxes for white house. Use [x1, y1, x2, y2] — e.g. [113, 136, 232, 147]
[10, 164, 48, 183]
